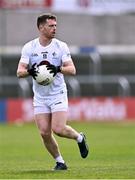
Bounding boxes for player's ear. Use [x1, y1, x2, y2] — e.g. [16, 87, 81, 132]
[38, 24, 44, 31]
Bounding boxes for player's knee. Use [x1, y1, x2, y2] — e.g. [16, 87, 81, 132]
[52, 126, 64, 136]
[40, 130, 51, 140]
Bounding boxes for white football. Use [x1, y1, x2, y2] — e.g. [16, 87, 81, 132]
[35, 65, 55, 86]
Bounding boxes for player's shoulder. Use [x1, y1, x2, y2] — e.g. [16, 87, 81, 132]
[23, 38, 38, 49]
[52, 38, 68, 48]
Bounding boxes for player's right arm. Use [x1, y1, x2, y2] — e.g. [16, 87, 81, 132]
[17, 61, 37, 79]
[17, 62, 29, 78]
[17, 42, 30, 78]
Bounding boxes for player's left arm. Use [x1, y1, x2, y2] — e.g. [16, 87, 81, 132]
[60, 59, 76, 75]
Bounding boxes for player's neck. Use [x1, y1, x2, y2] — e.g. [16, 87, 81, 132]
[39, 37, 52, 47]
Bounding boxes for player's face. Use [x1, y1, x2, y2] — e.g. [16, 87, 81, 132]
[40, 19, 57, 39]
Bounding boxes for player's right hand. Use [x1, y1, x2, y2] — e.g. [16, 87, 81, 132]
[27, 63, 38, 79]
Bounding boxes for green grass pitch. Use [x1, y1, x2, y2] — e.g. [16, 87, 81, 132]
[0, 121, 135, 179]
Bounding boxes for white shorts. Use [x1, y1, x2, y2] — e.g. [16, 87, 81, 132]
[34, 93, 68, 115]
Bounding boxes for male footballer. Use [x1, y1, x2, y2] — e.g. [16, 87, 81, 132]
[17, 13, 89, 170]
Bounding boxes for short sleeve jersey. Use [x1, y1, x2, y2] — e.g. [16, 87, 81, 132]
[20, 38, 72, 100]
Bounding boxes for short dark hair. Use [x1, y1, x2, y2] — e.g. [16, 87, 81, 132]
[37, 13, 57, 28]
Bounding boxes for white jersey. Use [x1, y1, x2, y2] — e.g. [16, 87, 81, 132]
[20, 38, 72, 102]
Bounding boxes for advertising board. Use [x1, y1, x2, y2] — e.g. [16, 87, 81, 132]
[1, 97, 135, 123]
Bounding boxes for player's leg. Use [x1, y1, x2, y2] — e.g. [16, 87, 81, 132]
[52, 111, 89, 158]
[35, 113, 60, 158]
[51, 93, 79, 139]
[34, 112, 67, 170]
[51, 93, 89, 158]
[52, 111, 79, 139]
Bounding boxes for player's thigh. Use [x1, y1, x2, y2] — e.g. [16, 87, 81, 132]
[34, 104, 51, 133]
[35, 113, 52, 134]
[51, 111, 68, 129]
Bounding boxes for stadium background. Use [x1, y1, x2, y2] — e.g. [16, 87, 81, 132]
[0, 0, 135, 122]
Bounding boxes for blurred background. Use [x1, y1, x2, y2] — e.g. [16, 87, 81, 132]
[1, 0, 135, 123]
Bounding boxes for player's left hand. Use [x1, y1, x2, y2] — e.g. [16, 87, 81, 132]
[46, 64, 61, 77]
